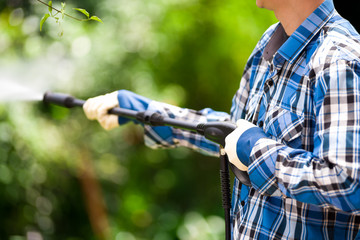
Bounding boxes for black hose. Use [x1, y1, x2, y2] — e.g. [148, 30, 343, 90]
[220, 151, 231, 240]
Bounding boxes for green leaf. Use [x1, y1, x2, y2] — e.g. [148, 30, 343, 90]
[60, 2, 66, 19]
[40, 13, 50, 31]
[89, 16, 103, 23]
[74, 8, 90, 18]
[48, 1, 52, 14]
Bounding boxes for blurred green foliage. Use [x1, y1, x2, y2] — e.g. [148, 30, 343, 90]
[0, 0, 276, 239]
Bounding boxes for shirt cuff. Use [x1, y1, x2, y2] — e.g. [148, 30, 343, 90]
[248, 138, 281, 196]
[236, 127, 268, 166]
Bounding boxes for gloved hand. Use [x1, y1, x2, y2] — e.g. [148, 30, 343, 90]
[224, 119, 257, 171]
[83, 90, 151, 130]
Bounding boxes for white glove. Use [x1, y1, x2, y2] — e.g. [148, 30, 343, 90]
[83, 91, 119, 130]
[224, 119, 256, 171]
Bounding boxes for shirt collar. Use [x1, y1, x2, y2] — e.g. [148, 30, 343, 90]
[274, 0, 335, 65]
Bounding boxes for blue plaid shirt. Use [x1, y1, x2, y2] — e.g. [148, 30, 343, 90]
[144, 0, 360, 238]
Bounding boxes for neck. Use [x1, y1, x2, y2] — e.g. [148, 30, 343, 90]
[274, 0, 324, 35]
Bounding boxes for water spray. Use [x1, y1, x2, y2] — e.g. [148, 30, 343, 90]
[43, 91, 251, 240]
[0, 81, 44, 102]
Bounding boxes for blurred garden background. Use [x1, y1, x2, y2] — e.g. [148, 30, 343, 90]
[0, 0, 357, 239]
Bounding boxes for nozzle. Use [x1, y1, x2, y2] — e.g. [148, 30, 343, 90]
[43, 92, 85, 108]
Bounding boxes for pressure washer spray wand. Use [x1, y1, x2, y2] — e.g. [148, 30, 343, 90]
[43, 91, 251, 240]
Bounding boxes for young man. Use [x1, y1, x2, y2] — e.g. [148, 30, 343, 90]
[84, 0, 360, 238]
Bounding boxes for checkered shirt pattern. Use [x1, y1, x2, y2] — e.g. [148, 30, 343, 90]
[144, 0, 360, 239]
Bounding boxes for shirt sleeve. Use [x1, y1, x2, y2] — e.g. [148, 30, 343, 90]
[236, 59, 360, 214]
[143, 101, 231, 157]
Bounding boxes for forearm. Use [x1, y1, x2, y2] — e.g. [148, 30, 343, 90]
[238, 127, 360, 213]
[144, 101, 231, 156]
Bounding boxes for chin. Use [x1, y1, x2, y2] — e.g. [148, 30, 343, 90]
[256, 0, 264, 8]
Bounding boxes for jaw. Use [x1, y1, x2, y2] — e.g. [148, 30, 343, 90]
[255, 0, 287, 11]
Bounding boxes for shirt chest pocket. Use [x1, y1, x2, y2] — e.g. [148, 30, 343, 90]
[263, 104, 304, 148]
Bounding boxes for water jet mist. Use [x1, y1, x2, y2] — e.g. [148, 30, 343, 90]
[0, 80, 44, 102]
[0, 58, 75, 103]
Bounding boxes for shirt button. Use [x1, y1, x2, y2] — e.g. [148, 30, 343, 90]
[268, 80, 274, 87]
[259, 121, 264, 128]
[241, 201, 245, 206]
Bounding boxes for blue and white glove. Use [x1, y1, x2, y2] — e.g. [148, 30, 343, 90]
[224, 119, 268, 171]
[83, 90, 151, 130]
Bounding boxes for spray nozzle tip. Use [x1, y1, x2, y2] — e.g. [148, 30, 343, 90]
[43, 91, 76, 108]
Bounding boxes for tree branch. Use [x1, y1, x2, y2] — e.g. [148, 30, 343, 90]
[36, 0, 85, 21]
